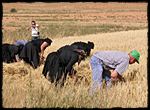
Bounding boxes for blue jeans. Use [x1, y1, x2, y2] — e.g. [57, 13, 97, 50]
[89, 56, 112, 94]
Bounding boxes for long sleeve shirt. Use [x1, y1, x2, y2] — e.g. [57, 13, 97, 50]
[93, 51, 130, 75]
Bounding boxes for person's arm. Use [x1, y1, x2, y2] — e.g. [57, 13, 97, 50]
[40, 49, 44, 59]
[115, 59, 129, 76]
[39, 51, 44, 64]
[111, 59, 129, 81]
[40, 42, 48, 59]
[15, 54, 20, 62]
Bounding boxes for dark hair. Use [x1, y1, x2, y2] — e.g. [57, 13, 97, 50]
[88, 41, 94, 49]
[31, 20, 35, 23]
[31, 21, 36, 25]
[44, 38, 52, 46]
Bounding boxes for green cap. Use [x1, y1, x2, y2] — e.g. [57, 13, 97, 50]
[130, 50, 140, 64]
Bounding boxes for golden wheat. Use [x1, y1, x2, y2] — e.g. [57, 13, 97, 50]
[3, 29, 147, 108]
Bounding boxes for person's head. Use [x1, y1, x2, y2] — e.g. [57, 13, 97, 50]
[42, 38, 52, 50]
[129, 50, 140, 64]
[31, 21, 36, 27]
[86, 41, 94, 56]
[88, 41, 94, 49]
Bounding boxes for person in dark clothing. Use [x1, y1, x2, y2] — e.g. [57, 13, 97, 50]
[20, 38, 52, 69]
[13, 39, 29, 61]
[56, 45, 86, 78]
[2, 43, 24, 63]
[70, 41, 94, 56]
[42, 45, 86, 87]
[42, 52, 61, 83]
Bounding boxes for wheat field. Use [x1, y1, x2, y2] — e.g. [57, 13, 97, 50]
[2, 2, 148, 108]
[3, 29, 148, 108]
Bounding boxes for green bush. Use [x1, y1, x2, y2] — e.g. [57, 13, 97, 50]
[10, 8, 17, 13]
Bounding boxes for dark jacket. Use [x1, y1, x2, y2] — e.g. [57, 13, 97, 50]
[19, 39, 44, 68]
[2, 43, 23, 63]
[42, 45, 82, 87]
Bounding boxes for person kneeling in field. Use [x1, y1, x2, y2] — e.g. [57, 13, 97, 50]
[89, 50, 140, 95]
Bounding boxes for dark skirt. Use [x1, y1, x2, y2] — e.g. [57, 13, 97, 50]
[19, 41, 40, 69]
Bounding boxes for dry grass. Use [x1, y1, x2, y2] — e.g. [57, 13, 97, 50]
[2, 2, 148, 108]
[2, 2, 147, 42]
[3, 29, 148, 108]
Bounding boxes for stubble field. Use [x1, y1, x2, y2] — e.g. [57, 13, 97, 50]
[2, 2, 148, 108]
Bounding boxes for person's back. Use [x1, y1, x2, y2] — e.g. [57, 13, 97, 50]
[57, 45, 72, 53]
[58, 45, 87, 74]
[19, 39, 42, 68]
[71, 41, 94, 56]
[71, 42, 88, 51]
[71, 41, 86, 47]
[31, 39, 44, 52]
[58, 46, 79, 67]
[93, 51, 129, 72]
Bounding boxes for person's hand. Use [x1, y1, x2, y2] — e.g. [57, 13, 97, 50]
[40, 56, 45, 64]
[41, 56, 45, 60]
[110, 70, 118, 81]
[40, 55, 44, 59]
